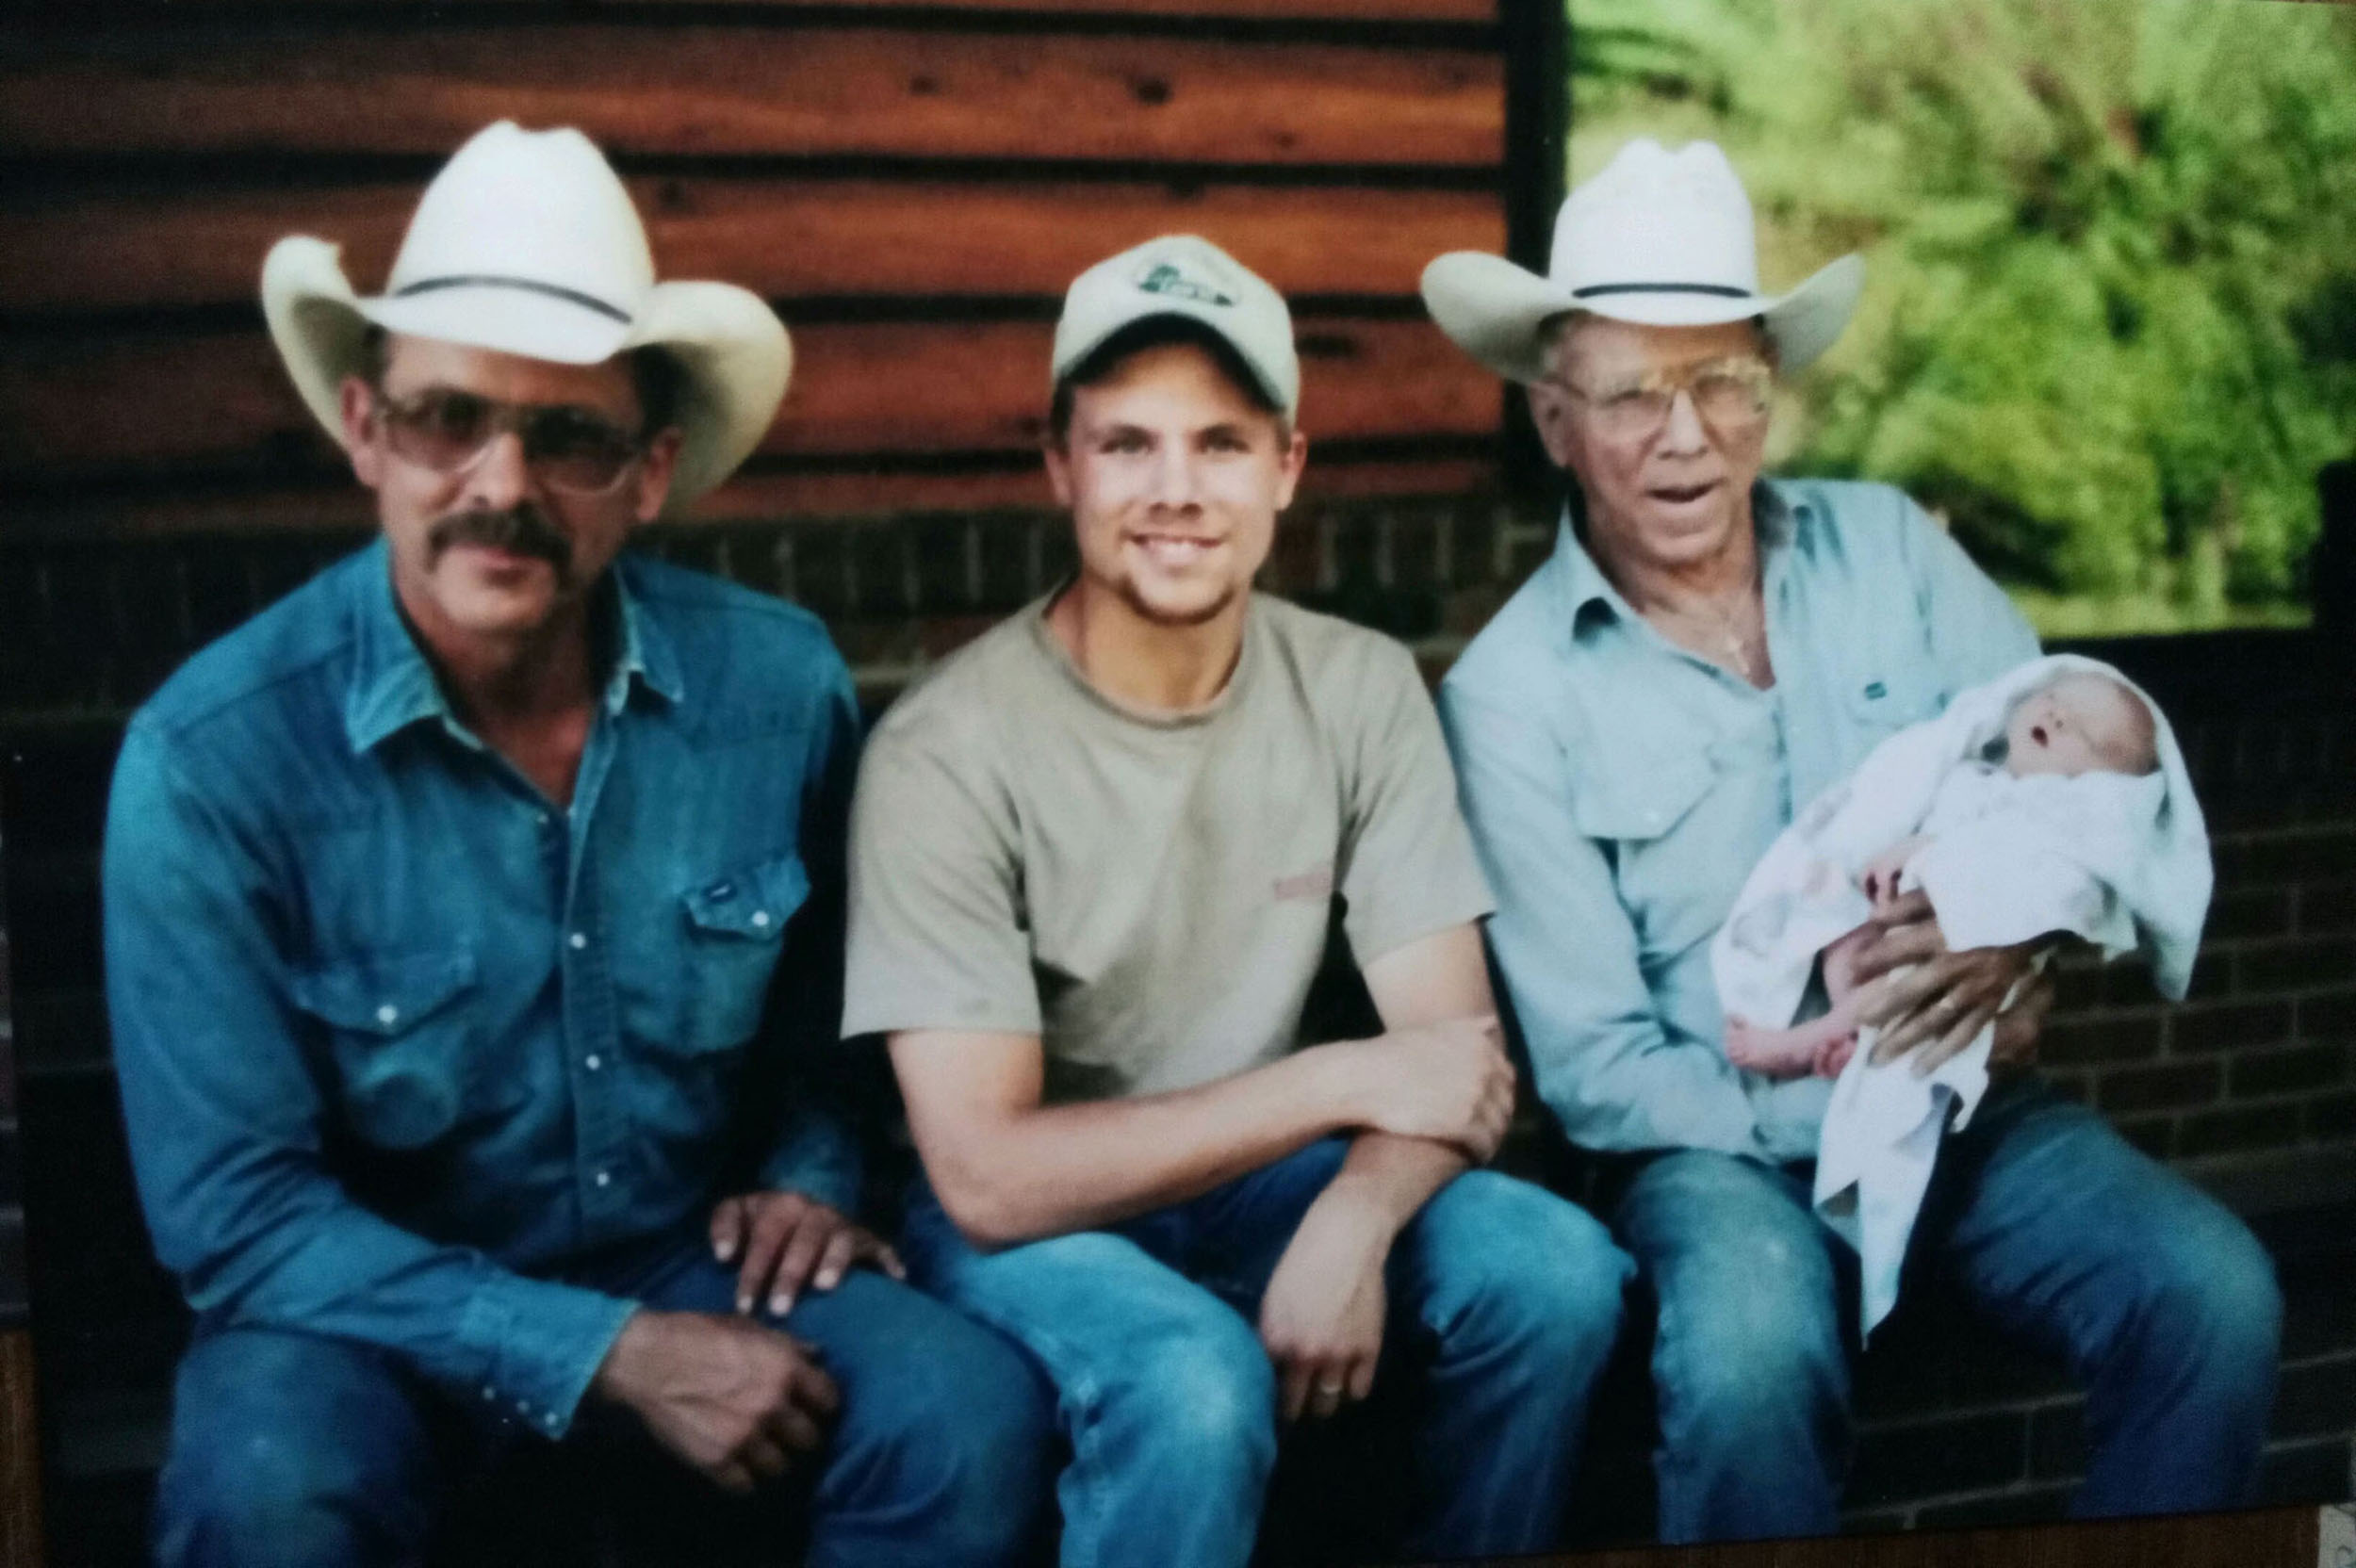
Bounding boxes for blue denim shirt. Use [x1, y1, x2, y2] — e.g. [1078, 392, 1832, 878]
[1437, 479, 2039, 1163]
[104, 541, 864, 1436]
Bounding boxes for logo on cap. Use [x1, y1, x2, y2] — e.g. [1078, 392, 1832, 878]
[1134, 260, 1235, 308]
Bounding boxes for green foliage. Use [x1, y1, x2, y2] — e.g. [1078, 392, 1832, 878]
[1568, 0, 2356, 617]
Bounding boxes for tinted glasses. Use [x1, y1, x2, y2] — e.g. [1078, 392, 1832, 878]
[372, 387, 646, 495]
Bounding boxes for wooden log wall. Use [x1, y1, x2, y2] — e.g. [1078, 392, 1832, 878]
[0, 0, 1516, 538]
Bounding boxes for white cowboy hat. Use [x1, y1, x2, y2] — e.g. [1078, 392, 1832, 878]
[260, 120, 790, 510]
[1421, 139, 1864, 384]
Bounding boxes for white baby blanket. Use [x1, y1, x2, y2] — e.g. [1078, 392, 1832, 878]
[1710, 654, 2213, 1331]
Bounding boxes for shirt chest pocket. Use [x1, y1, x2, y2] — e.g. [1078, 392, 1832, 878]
[1839, 638, 1945, 741]
[1566, 744, 1739, 963]
[671, 851, 811, 1055]
[291, 950, 501, 1151]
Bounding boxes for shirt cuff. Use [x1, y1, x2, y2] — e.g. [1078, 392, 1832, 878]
[460, 1272, 639, 1440]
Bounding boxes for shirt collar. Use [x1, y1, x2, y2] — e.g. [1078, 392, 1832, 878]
[342, 543, 683, 755]
[1547, 478, 1808, 650]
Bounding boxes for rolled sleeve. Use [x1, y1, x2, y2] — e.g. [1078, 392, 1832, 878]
[1438, 682, 1765, 1157]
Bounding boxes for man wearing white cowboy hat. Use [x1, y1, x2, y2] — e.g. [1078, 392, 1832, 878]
[103, 121, 1053, 1567]
[842, 234, 1630, 1566]
[1425, 139, 2280, 1542]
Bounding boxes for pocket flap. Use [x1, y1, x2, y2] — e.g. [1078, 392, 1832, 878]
[682, 852, 810, 939]
[1566, 751, 1716, 843]
[292, 950, 478, 1035]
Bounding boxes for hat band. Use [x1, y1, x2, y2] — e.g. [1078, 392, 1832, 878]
[1572, 282, 1756, 301]
[393, 274, 633, 325]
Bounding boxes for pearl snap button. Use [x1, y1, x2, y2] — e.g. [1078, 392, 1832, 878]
[376, 1004, 399, 1026]
[568, 932, 587, 951]
[750, 910, 771, 929]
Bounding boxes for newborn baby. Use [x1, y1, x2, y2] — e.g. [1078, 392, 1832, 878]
[1723, 669, 2161, 1080]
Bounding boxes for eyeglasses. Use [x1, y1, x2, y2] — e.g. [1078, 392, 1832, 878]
[370, 387, 646, 495]
[1544, 355, 1775, 442]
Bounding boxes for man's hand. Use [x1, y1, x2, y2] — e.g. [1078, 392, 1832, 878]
[1341, 1015, 1514, 1162]
[1257, 1190, 1392, 1423]
[590, 1310, 842, 1494]
[1847, 890, 2053, 1074]
[709, 1192, 904, 1317]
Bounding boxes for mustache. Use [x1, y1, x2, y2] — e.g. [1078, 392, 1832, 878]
[425, 506, 574, 579]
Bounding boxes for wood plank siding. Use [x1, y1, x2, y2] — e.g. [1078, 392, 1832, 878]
[0, 3, 1513, 534]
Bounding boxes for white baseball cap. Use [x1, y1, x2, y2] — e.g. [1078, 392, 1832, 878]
[1051, 235, 1300, 420]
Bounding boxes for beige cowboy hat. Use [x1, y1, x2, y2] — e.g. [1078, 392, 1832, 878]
[260, 120, 790, 510]
[1421, 139, 1864, 384]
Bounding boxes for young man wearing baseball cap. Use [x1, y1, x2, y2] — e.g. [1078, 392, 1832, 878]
[104, 122, 1054, 1567]
[843, 234, 1631, 1567]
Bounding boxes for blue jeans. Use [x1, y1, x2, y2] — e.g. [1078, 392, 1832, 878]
[901, 1136, 1632, 1568]
[1612, 1081, 2282, 1543]
[154, 1232, 1057, 1568]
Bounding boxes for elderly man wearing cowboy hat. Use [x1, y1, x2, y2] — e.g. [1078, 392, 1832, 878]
[1423, 139, 2281, 1542]
[842, 234, 1630, 1567]
[102, 122, 1054, 1568]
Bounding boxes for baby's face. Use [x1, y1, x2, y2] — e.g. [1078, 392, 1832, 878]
[2004, 674, 2153, 778]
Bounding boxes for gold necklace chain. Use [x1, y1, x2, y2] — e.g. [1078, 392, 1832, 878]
[1644, 586, 1768, 684]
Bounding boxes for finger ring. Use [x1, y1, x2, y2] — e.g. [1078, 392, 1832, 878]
[1316, 1380, 1345, 1397]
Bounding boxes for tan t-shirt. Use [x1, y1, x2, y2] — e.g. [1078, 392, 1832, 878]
[843, 591, 1495, 1104]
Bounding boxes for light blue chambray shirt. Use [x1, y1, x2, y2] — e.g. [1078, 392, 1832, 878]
[104, 542, 864, 1436]
[1437, 479, 2040, 1163]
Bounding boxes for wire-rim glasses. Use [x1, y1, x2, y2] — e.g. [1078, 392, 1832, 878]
[1543, 354, 1775, 443]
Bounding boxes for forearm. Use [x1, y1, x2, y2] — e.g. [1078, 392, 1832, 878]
[1313, 1132, 1464, 1241]
[144, 1150, 635, 1430]
[913, 1040, 1366, 1247]
[1531, 1017, 1766, 1156]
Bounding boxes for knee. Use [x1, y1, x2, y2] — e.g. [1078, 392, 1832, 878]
[1656, 1271, 1843, 1434]
[915, 1336, 1061, 1546]
[1427, 1175, 1630, 1368]
[2127, 1207, 2282, 1375]
[817, 1311, 1057, 1564]
[157, 1427, 391, 1568]
[1100, 1320, 1277, 1481]
[155, 1332, 427, 1568]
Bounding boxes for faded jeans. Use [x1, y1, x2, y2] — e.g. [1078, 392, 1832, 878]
[901, 1135, 1633, 1568]
[1612, 1079, 2282, 1543]
[154, 1231, 1057, 1568]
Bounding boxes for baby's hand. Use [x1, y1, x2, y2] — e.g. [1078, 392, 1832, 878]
[1724, 1016, 1819, 1080]
[1857, 836, 1932, 912]
[1812, 1028, 1859, 1079]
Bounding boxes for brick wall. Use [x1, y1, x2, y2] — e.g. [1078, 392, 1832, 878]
[1, 496, 2349, 1558]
